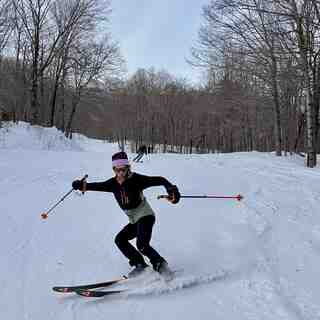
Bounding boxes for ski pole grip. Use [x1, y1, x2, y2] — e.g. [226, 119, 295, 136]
[157, 195, 169, 200]
[80, 174, 88, 194]
[81, 174, 88, 181]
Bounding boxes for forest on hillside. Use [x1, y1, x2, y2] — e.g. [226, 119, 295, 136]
[0, 0, 320, 166]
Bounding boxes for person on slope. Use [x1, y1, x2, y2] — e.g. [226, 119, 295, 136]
[133, 144, 148, 162]
[72, 151, 180, 277]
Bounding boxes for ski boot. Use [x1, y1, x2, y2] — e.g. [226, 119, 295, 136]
[153, 260, 174, 280]
[128, 262, 148, 278]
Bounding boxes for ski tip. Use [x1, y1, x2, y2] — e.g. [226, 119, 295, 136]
[52, 286, 72, 293]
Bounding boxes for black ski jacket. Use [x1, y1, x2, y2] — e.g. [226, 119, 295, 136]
[85, 173, 174, 210]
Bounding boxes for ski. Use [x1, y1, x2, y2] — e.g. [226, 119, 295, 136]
[52, 276, 128, 293]
[75, 268, 180, 297]
[75, 289, 126, 298]
[53, 268, 181, 296]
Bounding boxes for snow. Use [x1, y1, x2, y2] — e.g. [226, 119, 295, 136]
[1, 121, 320, 319]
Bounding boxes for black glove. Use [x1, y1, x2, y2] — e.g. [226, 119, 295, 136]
[72, 179, 84, 190]
[167, 185, 181, 204]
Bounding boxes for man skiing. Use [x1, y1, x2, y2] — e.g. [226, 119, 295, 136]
[72, 151, 180, 277]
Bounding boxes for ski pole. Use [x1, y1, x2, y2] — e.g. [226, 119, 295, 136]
[157, 194, 243, 201]
[41, 174, 88, 220]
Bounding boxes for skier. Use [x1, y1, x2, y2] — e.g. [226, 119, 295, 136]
[133, 145, 147, 162]
[72, 151, 180, 277]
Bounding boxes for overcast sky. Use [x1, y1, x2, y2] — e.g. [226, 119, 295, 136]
[109, 0, 208, 84]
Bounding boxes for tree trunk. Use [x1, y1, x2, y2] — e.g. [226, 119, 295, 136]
[271, 56, 282, 156]
[306, 90, 317, 167]
[30, 66, 39, 124]
[49, 61, 62, 127]
[65, 92, 81, 138]
[30, 30, 40, 125]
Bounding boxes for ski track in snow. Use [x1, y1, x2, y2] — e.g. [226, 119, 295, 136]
[1, 123, 320, 319]
[238, 161, 320, 320]
[124, 267, 252, 298]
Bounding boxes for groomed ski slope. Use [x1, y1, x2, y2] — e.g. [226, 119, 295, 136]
[1, 122, 320, 320]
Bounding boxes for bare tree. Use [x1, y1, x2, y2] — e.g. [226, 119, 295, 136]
[12, 0, 110, 125]
[190, 0, 293, 156]
[47, 0, 111, 127]
[64, 36, 122, 137]
[0, 0, 13, 58]
[281, 0, 319, 166]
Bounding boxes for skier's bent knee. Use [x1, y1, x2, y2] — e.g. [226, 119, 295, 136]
[115, 233, 125, 247]
[137, 243, 149, 254]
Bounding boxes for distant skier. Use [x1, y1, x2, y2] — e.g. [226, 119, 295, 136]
[72, 151, 180, 277]
[133, 144, 147, 162]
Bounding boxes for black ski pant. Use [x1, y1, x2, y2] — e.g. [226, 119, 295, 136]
[114, 215, 165, 268]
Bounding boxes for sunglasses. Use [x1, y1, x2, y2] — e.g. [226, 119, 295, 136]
[113, 166, 129, 173]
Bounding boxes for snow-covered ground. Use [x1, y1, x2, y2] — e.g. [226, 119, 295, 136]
[1, 122, 320, 320]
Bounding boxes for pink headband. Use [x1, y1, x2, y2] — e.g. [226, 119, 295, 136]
[112, 159, 130, 167]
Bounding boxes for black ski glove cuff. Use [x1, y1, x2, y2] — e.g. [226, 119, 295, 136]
[167, 185, 181, 204]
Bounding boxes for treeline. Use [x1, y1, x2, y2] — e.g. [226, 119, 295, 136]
[190, 0, 320, 167]
[0, 0, 320, 167]
[103, 68, 277, 155]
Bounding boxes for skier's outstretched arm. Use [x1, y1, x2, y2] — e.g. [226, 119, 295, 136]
[136, 174, 181, 204]
[72, 178, 113, 193]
